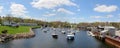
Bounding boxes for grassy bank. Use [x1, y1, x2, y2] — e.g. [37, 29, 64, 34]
[0, 26, 30, 34]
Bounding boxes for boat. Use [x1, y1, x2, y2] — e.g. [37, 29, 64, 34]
[66, 25, 75, 40]
[52, 29, 58, 39]
[87, 31, 95, 36]
[61, 31, 66, 34]
[43, 30, 47, 33]
[67, 33, 75, 40]
[52, 33, 58, 39]
[71, 32, 75, 35]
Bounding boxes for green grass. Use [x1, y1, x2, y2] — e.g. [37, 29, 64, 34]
[0, 26, 30, 34]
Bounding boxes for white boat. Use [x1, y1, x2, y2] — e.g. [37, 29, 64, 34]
[52, 30, 58, 39]
[87, 31, 95, 36]
[67, 33, 75, 40]
[66, 25, 75, 40]
[71, 32, 75, 35]
[61, 31, 66, 34]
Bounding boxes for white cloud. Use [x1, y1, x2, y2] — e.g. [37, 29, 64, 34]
[31, 0, 78, 9]
[94, 5, 118, 12]
[91, 15, 113, 19]
[117, 19, 120, 22]
[0, 6, 3, 13]
[10, 3, 27, 17]
[105, 15, 113, 18]
[77, 9, 80, 11]
[43, 13, 56, 17]
[72, 17, 84, 20]
[79, 18, 84, 20]
[52, 9, 56, 12]
[90, 16, 102, 19]
[57, 8, 74, 14]
[118, 14, 120, 17]
[32, 17, 47, 21]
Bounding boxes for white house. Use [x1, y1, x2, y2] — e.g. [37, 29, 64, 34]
[104, 26, 116, 36]
[2, 21, 12, 26]
[100, 30, 108, 38]
[99, 26, 116, 37]
[115, 30, 120, 37]
[18, 23, 37, 26]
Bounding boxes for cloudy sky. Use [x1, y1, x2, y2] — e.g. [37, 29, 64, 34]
[0, 0, 120, 23]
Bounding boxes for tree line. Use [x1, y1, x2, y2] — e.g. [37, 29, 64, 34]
[0, 15, 120, 28]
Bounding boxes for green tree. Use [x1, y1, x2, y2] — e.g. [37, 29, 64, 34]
[0, 16, 2, 24]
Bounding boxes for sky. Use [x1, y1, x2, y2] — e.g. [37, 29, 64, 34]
[0, 0, 120, 23]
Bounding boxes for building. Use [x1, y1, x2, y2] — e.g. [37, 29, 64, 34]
[18, 23, 37, 26]
[103, 26, 116, 36]
[2, 21, 14, 26]
[115, 30, 120, 37]
[92, 26, 116, 37]
[2, 21, 37, 26]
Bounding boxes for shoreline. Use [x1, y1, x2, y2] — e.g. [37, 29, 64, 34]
[13, 28, 35, 39]
[0, 27, 40, 43]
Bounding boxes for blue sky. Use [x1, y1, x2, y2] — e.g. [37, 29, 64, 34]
[0, 0, 120, 23]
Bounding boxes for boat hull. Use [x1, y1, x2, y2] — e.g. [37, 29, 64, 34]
[52, 35, 58, 39]
[67, 37, 74, 40]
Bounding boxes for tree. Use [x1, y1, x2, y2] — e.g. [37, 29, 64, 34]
[4, 14, 13, 24]
[0, 16, 2, 24]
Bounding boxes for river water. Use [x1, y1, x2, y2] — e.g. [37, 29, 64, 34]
[0, 28, 113, 48]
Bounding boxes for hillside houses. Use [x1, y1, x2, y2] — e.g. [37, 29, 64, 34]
[18, 23, 37, 26]
[2, 21, 37, 26]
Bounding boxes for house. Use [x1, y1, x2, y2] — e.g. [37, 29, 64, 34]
[18, 23, 37, 26]
[100, 30, 108, 38]
[115, 30, 120, 37]
[91, 26, 116, 37]
[104, 26, 116, 36]
[2, 21, 14, 26]
[98, 26, 116, 37]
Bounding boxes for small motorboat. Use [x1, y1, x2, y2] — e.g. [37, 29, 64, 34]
[71, 32, 75, 35]
[52, 31, 58, 39]
[87, 31, 95, 36]
[52, 34, 58, 39]
[61, 31, 66, 34]
[67, 33, 74, 40]
[43, 30, 47, 33]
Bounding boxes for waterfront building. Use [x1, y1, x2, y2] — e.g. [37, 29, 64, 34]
[115, 30, 120, 37]
[2, 21, 17, 26]
[103, 26, 116, 37]
[18, 23, 37, 26]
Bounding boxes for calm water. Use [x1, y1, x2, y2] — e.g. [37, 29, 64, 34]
[0, 28, 112, 48]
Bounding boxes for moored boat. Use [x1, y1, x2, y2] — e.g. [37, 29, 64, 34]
[52, 29, 58, 39]
[61, 31, 66, 34]
[67, 33, 75, 40]
[87, 31, 95, 37]
[52, 33, 58, 39]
